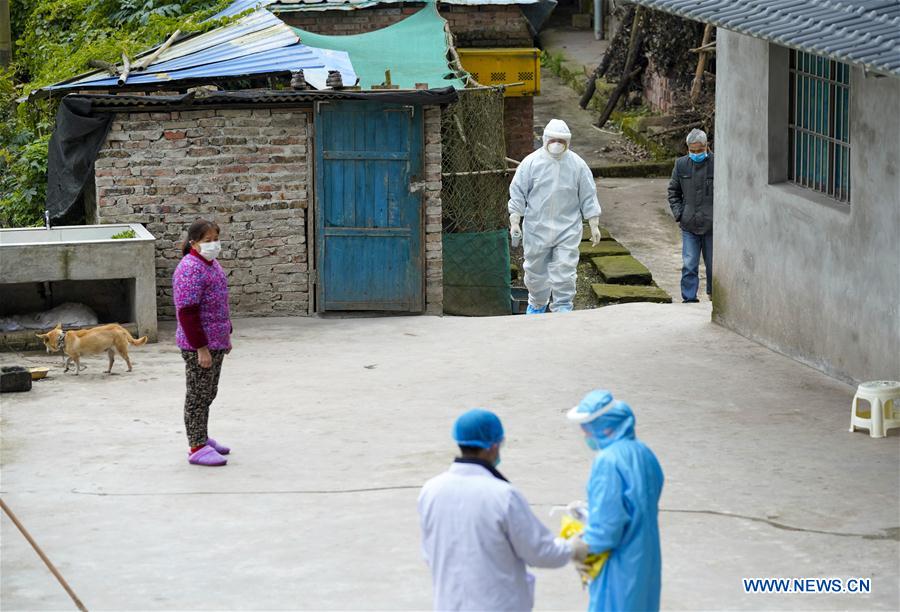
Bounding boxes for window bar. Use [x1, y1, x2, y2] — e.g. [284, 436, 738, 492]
[829, 73, 836, 197]
[832, 73, 844, 201]
[817, 70, 822, 191]
[792, 65, 799, 182]
[844, 82, 850, 201]
[801, 71, 807, 187]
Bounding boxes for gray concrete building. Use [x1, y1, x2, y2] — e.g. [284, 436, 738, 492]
[634, 0, 900, 383]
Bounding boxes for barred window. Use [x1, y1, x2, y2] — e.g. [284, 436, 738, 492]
[788, 50, 851, 203]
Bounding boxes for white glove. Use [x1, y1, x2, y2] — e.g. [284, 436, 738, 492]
[569, 536, 589, 563]
[587, 216, 602, 246]
[509, 213, 523, 247]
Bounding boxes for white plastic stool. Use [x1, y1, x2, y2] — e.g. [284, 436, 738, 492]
[849, 380, 900, 438]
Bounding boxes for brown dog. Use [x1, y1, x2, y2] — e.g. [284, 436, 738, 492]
[37, 324, 120, 368]
[36, 323, 147, 375]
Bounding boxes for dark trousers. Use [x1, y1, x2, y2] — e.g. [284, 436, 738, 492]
[182, 349, 226, 448]
[681, 229, 713, 301]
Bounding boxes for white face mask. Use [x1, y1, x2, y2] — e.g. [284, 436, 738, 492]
[198, 241, 222, 261]
[547, 141, 567, 156]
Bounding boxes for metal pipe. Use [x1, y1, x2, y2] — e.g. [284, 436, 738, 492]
[594, 0, 603, 40]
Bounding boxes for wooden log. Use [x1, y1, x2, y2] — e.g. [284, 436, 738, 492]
[88, 59, 118, 75]
[690, 24, 714, 104]
[595, 7, 646, 127]
[595, 66, 643, 128]
[579, 4, 635, 109]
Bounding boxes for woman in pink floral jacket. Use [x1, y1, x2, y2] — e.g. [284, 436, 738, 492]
[172, 218, 232, 467]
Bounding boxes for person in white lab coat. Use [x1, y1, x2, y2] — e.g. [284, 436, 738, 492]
[418, 409, 588, 611]
[508, 119, 602, 314]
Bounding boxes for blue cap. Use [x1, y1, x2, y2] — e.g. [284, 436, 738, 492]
[453, 409, 505, 449]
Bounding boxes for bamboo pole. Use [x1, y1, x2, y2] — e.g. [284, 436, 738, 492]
[690, 24, 714, 104]
[118, 52, 131, 86]
[134, 29, 181, 71]
[1, 499, 88, 612]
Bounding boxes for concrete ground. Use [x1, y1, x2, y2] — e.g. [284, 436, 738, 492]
[540, 27, 609, 75]
[597, 177, 701, 303]
[534, 70, 646, 168]
[2, 304, 898, 610]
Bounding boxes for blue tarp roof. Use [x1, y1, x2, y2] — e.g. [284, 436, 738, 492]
[45, 9, 356, 91]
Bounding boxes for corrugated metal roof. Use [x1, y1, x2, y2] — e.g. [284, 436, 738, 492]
[65, 86, 459, 110]
[44, 10, 356, 91]
[630, 0, 900, 77]
[211, 0, 278, 19]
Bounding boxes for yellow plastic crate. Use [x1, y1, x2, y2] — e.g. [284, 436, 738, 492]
[457, 48, 541, 97]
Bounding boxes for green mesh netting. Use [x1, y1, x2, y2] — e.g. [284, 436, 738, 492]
[443, 230, 511, 316]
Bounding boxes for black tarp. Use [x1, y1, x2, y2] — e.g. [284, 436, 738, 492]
[46, 97, 114, 224]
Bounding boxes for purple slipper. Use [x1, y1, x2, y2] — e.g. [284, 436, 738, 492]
[205, 437, 230, 455]
[188, 445, 227, 466]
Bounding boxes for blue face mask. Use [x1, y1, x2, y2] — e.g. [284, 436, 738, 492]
[493, 454, 501, 467]
[689, 151, 708, 163]
[585, 437, 602, 451]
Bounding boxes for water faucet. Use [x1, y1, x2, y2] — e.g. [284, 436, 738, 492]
[44, 210, 50, 229]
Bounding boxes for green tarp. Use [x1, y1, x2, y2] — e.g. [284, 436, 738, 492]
[292, 4, 466, 90]
[443, 230, 511, 316]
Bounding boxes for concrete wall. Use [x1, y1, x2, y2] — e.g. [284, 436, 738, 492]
[94, 105, 444, 318]
[0, 226, 158, 341]
[713, 30, 900, 383]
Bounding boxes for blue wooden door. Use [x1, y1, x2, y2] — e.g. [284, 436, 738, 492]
[315, 101, 424, 312]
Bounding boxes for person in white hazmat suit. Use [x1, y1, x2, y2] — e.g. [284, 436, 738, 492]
[509, 119, 602, 314]
[418, 409, 588, 611]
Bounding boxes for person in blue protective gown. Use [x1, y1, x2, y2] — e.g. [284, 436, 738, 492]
[566, 390, 664, 612]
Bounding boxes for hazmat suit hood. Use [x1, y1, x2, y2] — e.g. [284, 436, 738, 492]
[582, 401, 636, 450]
[542, 119, 571, 159]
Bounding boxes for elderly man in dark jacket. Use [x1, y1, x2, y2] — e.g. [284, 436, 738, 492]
[668, 128, 713, 303]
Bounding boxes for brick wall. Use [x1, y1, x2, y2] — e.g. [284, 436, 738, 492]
[281, 5, 422, 34]
[504, 96, 535, 162]
[95, 108, 313, 318]
[642, 58, 678, 114]
[279, 4, 532, 47]
[440, 5, 533, 47]
[94, 104, 444, 317]
[423, 106, 443, 314]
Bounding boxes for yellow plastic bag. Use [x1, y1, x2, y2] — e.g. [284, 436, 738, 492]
[559, 514, 609, 586]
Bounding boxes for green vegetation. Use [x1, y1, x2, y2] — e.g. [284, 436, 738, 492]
[1, 0, 233, 227]
[111, 228, 137, 239]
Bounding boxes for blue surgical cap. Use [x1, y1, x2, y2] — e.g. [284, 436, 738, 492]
[453, 409, 505, 449]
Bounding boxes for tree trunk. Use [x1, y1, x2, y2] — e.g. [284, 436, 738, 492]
[0, 0, 12, 68]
